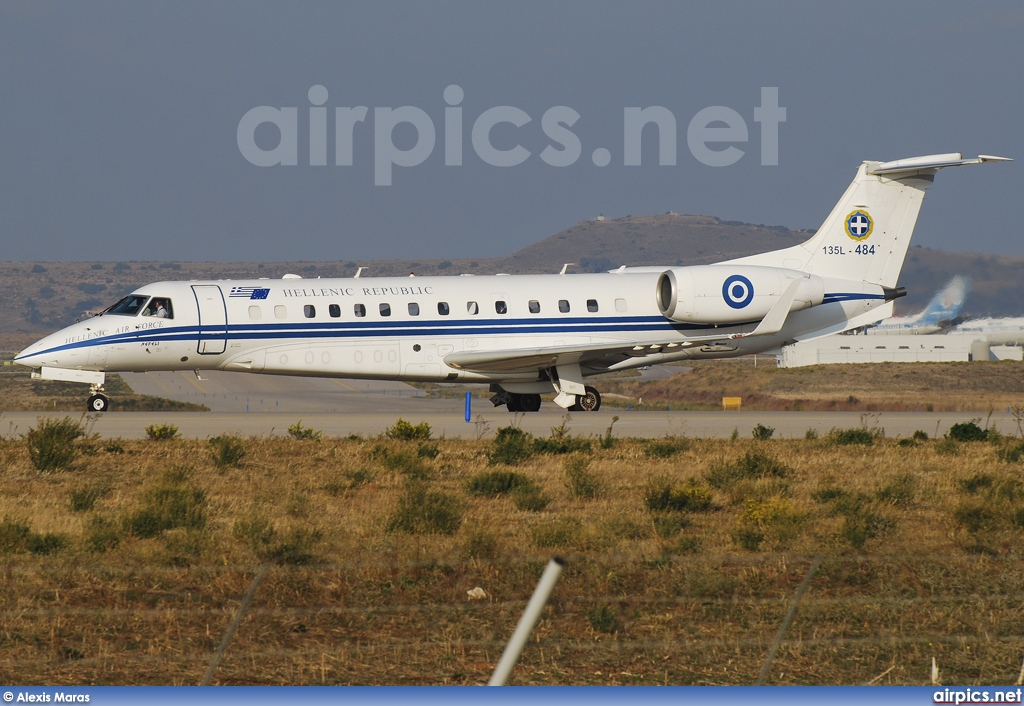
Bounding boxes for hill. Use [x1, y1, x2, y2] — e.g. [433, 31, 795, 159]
[1, 214, 1021, 342]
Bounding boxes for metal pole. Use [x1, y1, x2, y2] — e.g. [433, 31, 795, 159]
[465, 391, 472, 422]
[488, 557, 565, 686]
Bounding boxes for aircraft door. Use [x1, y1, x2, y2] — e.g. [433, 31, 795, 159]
[192, 285, 228, 355]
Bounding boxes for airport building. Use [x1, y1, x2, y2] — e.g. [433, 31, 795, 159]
[777, 333, 1024, 368]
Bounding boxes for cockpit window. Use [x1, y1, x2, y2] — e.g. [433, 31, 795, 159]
[143, 298, 174, 319]
[105, 294, 150, 316]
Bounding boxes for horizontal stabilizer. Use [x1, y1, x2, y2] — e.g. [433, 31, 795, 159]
[868, 153, 1012, 176]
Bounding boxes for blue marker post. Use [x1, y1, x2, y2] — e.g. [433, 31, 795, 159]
[465, 391, 472, 422]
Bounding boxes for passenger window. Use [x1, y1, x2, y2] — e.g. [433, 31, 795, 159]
[529, 300, 540, 314]
[587, 299, 598, 313]
[329, 304, 341, 318]
[354, 304, 366, 317]
[379, 303, 391, 317]
[143, 297, 174, 319]
[615, 298, 627, 312]
[495, 300, 507, 314]
[467, 301, 479, 315]
[408, 302, 420, 316]
[438, 302, 450, 316]
[274, 305, 287, 319]
[304, 305, 316, 318]
[558, 300, 570, 313]
[248, 305, 262, 320]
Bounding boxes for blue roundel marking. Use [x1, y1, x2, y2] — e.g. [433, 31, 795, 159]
[722, 274, 754, 309]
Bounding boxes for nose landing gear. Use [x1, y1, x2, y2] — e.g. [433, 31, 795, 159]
[87, 383, 109, 412]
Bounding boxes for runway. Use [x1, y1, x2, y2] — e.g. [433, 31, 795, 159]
[2, 407, 1016, 440]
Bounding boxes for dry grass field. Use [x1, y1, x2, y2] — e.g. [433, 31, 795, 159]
[598, 359, 1024, 413]
[1, 416, 1023, 686]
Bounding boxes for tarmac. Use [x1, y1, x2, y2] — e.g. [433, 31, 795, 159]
[2, 368, 1012, 440]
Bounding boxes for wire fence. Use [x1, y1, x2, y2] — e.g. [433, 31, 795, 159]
[2, 552, 1023, 685]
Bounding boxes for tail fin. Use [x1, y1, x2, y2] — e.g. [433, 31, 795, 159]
[726, 153, 1010, 286]
[911, 275, 969, 326]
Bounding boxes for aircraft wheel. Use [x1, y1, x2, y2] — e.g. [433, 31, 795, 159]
[576, 386, 601, 412]
[521, 394, 542, 412]
[506, 394, 523, 412]
[87, 394, 109, 413]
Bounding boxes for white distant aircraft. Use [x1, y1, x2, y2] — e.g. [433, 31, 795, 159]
[864, 275, 969, 335]
[950, 317, 1024, 345]
[15, 152, 1010, 413]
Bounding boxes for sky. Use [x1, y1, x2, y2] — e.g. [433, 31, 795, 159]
[1, 1, 1021, 263]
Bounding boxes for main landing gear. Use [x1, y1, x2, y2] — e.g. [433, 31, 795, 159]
[490, 385, 602, 413]
[87, 383, 109, 412]
[569, 386, 601, 412]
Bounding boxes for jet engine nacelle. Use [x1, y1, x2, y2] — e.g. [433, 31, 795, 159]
[657, 265, 825, 324]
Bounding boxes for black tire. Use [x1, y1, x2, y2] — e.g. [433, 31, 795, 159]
[521, 394, 542, 412]
[576, 386, 601, 412]
[506, 394, 523, 412]
[87, 394, 109, 413]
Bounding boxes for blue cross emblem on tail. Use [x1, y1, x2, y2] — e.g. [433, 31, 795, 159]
[845, 210, 873, 241]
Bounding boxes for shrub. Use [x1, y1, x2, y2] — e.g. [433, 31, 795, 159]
[651, 513, 690, 538]
[386, 418, 432, 441]
[997, 442, 1024, 463]
[732, 497, 806, 551]
[512, 485, 550, 512]
[123, 470, 206, 539]
[600, 416, 619, 450]
[69, 484, 105, 512]
[145, 423, 179, 441]
[209, 435, 245, 468]
[958, 472, 994, 495]
[0, 518, 67, 555]
[564, 456, 602, 499]
[952, 500, 997, 534]
[587, 604, 620, 633]
[752, 423, 775, 441]
[233, 514, 276, 552]
[85, 516, 122, 552]
[466, 470, 535, 496]
[387, 481, 462, 535]
[233, 515, 321, 564]
[25, 417, 84, 471]
[488, 426, 534, 465]
[461, 528, 500, 560]
[0, 517, 31, 553]
[935, 438, 960, 456]
[531, 516, 583, 548]
[804, 428, 819, 440]
[912, 430, 929, 441]
[705, 451, 791, 489]
[875, 473, 917, 506]
[373, 446, 430, 478]
[825, 427, 876, 446]
[417, 442, 440, 459]
[644, 478, 713, 512]
[287, 421, 322, 441]
[947, 421, 988, 442]
[645, 436, 690, 458]
[533, 435, 592, 455]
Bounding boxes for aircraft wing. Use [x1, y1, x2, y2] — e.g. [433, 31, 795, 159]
[443, 333, 743, 374]
[445, 341, 648, 373]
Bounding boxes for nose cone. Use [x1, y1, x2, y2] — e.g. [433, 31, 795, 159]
[14, 332, 62, 369]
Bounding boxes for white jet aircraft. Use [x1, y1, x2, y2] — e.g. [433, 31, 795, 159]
[15, 152, 1010, 413]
